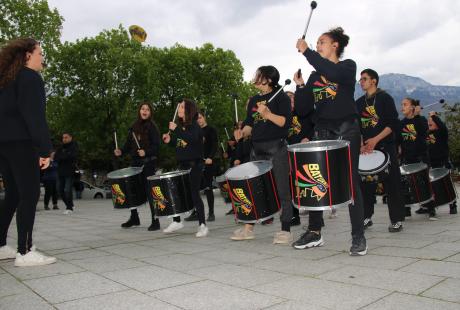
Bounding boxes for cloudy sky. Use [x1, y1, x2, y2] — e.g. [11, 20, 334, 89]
[48, 0, 460, 88]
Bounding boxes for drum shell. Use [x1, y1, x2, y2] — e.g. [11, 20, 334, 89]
[430, 168, 457, 207]
[108, 169, 146, 209]
[359, 151, 390, 183]
[288, 142, 352, 211]
[216, 175, 232, 203]
[225, 162, 280, 223]
[148, 172, 194, 217]
[400, 164, 433, 207]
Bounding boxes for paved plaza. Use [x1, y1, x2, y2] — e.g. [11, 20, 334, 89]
[1, 193, 460, 310]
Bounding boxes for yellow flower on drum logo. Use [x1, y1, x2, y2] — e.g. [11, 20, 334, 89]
[427, 134, 436, 144]
[251, 100, 267, 124]
[402, 124, 417, 141]
[176, 138, 188, 148]
[295, 164, 329, 201]
[288, 116, 302, 137]
[361, 105, 379, 128]
[151, 186, 167, 211]
[312, 76, 338, 102]
[232, 188, 253, 215]
[111, 184, 126, 205]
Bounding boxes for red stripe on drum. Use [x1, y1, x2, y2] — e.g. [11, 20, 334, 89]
[347, 145, 355, 202]
[325, 150, 333, 208]
[226, 179, 238, 221]
[293, 151, 301, 209]
[246, 179, 259, 221]
[269, 170, 281, 211]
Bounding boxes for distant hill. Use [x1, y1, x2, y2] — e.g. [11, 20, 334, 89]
[354, 73, 460, 113]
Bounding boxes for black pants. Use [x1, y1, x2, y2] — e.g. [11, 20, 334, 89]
[174, 160, 206, 225]
[403, 158, 436, 212]
[251, 139, 292, 229]
[361, 143, 404, 223]
[201, 163, 215, 214]
[308, 119, 365, 237]
[0, 141, 40, 254]
[58, 175, 74, 210]
[43, 179, 58, 207]
[132, 160, 157, 220]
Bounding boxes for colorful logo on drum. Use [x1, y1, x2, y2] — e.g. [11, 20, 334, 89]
[232, 188, 253, 215]
[402, 124, 417, 141]
[252, 100, 267, 124]
[313, 76, 337, 102]
[295, 164, 329, 201]
[288, 116, 302, 137]
[176, 138, 188, 148]
[361, 105, 379, 128]
[427, 134, 436, 144]
[111, 184, 126, 205]
[151, 186, 167, 211]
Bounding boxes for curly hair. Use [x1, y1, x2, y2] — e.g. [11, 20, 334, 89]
[322, 27, 349, 58]
[0, 38, 39, 89]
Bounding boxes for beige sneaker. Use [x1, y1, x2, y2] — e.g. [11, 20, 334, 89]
[273, 231, 293, 244]
[230, 227, 254, 241]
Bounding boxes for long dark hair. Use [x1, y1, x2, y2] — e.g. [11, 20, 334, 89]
[178, 98, 198, 126]
[322, 27, 349, 58]
[132, 102, 158, 148]
[0, 38, 39, 89]
[252, 66, 281, 90]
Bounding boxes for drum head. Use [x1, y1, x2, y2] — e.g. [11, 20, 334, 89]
[400, 163, 428, 175]
[215, 174, 226, 183]
[225, 161, 272, 180]
[429, 168, 450, 182]
[147, 170, 189, 180]
[107, 167, 143, 179]
[359, 151, 389, 174]
[288, 140, 349, 153]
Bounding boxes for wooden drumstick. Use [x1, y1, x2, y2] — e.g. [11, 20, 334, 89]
[114, 131, 118, 149]
[224, 127, 230, 140]
[221, 142, 225, 152]
[132, 132, 141, 149]
[172, 103, 179, 123]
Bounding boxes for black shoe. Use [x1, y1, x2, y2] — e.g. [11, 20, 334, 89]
[207, 214, 215, 222]
[121, 211, 140, 228]
[450, 203, 457, 214]
[148, 218, 160, 231]
[53, 205, 59, 210]
[428, 209, 438, 221]
[405, 207, 412, 217]
[225, 208, 234, 215]
[44, 205, 50, 210]
[388, 222, 403, 232]
[350, 234, 367, 256]
[364, 218, 373, 229]
[292, 231, 324, 249]
[261, 218, 273, 225]
[290, 216, 301, 226]
[185, 211, 198, 221]
[415, 207, 428, 214]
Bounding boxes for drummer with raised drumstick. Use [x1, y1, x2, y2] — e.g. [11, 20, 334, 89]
[356, 69, 404, 232]
[113, 102, 161, 231]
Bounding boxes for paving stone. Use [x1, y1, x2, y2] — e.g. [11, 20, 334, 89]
[368, 237, 434, 249]
[422, 278, 460, 303]
[317, 253, 417, 270]
[363, 292, 460, 310]
[0, 293, 54, 310]
[370, 246, 457, 260]
[445, 253, 460, 263]
[70, 255, 147, 273]
[400, 260, 460, 278]
[140, 253, 221, 271]
[264, 300, 330, 310]
[23, 272, 126, 304]
[150, 280, 283, 310]
[55, 290, 180, 310]
[98, 243, 171, 259]
[2, 260, 84, 280]
[318, 265, 444, 294]
[195, 248, 275, 264]
[0, 273, 29, 298]
[55, 249, 111, 261]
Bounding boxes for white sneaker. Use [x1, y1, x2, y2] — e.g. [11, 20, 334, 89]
[0, 245, 17, 260]
[163, 221, 184, 233]
[196, 224, 209, 237]
[14, 249, 57, 267]
[63, 209, 73, 215]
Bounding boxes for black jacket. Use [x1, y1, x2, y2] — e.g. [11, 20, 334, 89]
[0, 67, 52, 157]
[398, 115, 429, 164]
[427, 115, 449, 166]
[55, 141, 78, 177]
[168, 122, 204, 162]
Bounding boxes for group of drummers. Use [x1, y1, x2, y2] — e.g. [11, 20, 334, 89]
[108, 27, 457, 257]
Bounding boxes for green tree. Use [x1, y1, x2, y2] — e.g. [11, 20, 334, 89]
[0, 0, 63, 55]
[444, 103, 460, 170]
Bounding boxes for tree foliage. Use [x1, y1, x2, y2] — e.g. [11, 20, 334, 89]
[444, 103, 460, 169]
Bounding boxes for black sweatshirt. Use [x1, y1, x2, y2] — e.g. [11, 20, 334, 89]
[287, 110, 315, 145]
[294, 49, 358, 129]
[168, 122, 203, 162]
[201, 125, 218, 159]
[0, 67, 52, 157]
[427, 115, 449, 166]
[356, 89, 400, 146]
[121, 124, 160, 162]
[399, 115, 429, 164]
[235, 138, 251, 164]
[244, 90, 292, 142]
[55, 141, 78, 177]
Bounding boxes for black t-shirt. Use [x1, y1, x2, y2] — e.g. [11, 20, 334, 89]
[122, 124, 160, 162]
[427, 115, 449, 165]
[287, 110, 315, 145]
[244, 90, 292, 142]
[399, 115, 429, 164]
[356, 89, 400, 146]
[201, 125, 218, 159]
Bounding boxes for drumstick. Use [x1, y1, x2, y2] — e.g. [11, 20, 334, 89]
[267, 79, 292, 103]
[114, 131, 118, 149]
[302, 1, 318, 39]
[172, 103, 179, 123]
[224, 127, 230, 140]
[221, 142, 225, 153]
[132, 132, 141, 149]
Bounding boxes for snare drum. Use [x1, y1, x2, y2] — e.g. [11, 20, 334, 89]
[400, 163, 433, 207]
[216, 174, 232, 203]
[429, 168, 457, 207]
[107, 167, 146, 209]
[359, 150, 390, 183]
[147, 170, 194, 218]
[288, 140, 353, 211]
[225, 161, 280, 223]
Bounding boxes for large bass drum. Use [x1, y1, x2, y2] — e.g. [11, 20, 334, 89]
[107, 167, 146, 209]
[429, 168, 457, 207]
[400, 163, 433, 207]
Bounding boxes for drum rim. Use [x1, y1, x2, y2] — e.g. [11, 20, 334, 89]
[235, 213, 277, 224]
[400, 163, 428, 175]
[291, 199, 353, 210]
[147, 169, 190, 180]
[107, 167, 143, 179]
[287, 140, 350, 152]
[358, 150, 390, 175]
[215, 174, 226, 182]
[429, 168, 450, 182]
[224, 160, 273, 180]
[405, 197, 434, 207]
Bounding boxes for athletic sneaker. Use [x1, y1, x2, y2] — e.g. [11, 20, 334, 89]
[230, 227, 254, 241]
[196, 224, 209, 237]
[364, 218, 373, 229]
[329, 208, 337, 219]
[415, 207, 428, 214]
[290, 216, 301, 226]
[450, 203, 457, 214]
[63, 209, 73, 215]
[163, 221, 184, 233]
[292, 231, 324, 249]
[0, 245, 16, 260]
[349, 235, 367, 256]
[388, 222, 403, 232]
[428, 209, 438, 221]
[14, 249, 56, 267]
[273, 231, 293, 244]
